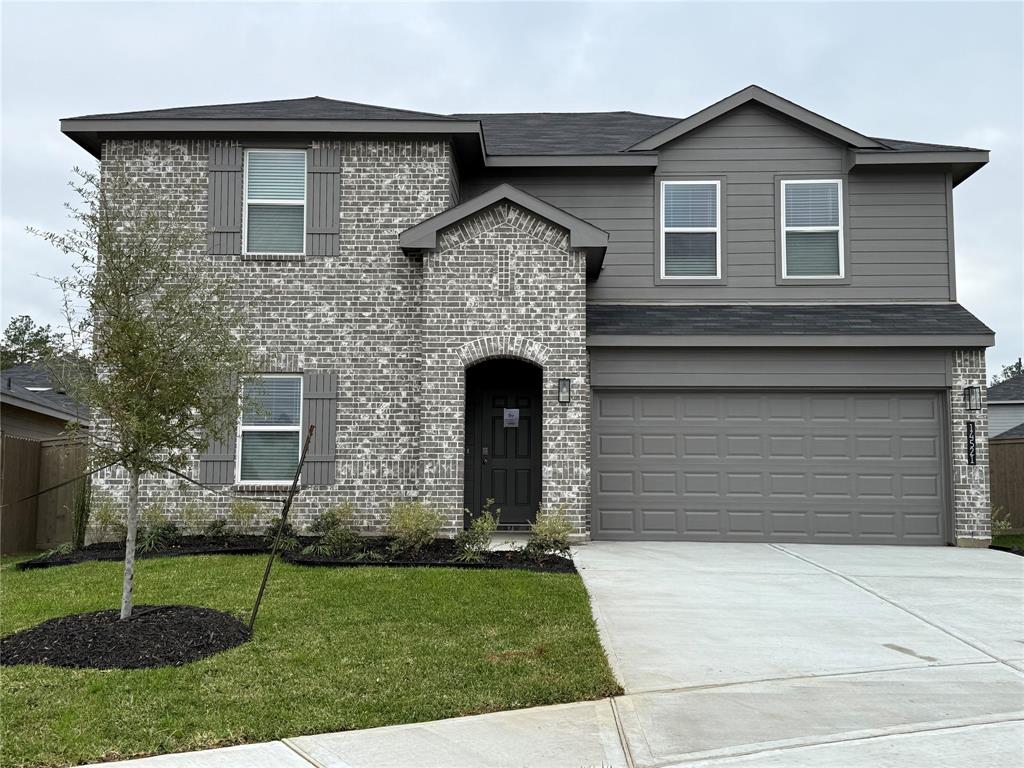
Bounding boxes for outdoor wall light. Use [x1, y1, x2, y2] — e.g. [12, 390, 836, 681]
[963, 385, 982, 412]
[558, 378, 572, 404]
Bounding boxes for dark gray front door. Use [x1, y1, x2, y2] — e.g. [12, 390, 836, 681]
[465, 360, 542, 527]
[592, 390, 948, 544]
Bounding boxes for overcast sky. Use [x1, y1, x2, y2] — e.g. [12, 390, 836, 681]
[2, 1, 1021, 375]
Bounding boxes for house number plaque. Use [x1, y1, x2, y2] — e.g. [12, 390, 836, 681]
[503, 408, 520, 428]
[966, 421, 977, 466]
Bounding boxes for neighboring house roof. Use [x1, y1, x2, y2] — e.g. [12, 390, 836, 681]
[399, 183, 609, 278]
[60, 85, 988, 181]
[992, 422, 1024, 440]
[587, 303, 995, 347]
[988, 373, 1024, 403]
[1, 363, 91, 427]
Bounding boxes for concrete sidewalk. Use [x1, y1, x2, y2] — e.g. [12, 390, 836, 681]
[89, 543, 1024, 767]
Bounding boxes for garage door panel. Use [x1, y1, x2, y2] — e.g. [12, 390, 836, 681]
[593, 390, 947, 545]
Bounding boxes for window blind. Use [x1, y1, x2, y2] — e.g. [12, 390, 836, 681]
[664, 232, 718, 277]
[785, 182, 839, 227]
[247, 152, 306, 200]
[242, 377, 301, 426]
[239, 432, 300, 481]
[785, 231, 841, 276]
[664, 183, 717, 228]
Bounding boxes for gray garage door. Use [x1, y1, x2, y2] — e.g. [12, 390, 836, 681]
[592, 390, 948, 544]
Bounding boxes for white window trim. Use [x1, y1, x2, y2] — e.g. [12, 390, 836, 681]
[659, 180, 721, 280]
[242, 149, 307, 257]
[236, 373, 303, 486]
[781, 178, 844, 279]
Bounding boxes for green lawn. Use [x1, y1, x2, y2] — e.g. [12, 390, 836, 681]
[993, 533, 1024, 551]
[1, 555, 620, 767]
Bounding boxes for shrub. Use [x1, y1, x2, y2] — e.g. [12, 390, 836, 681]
[203, 518, 231, 541]
[92, 499, 126, 544]
[180, 502, 205, 536]
[309, 503, 356, 536]
[228, 499, 262, 534]
[992, 506, 1012, 535]
[524, 504, 573, 561]
[454, 499, 500, 563]
[386, 500, 443, 557]
[322, 525, 362, 557]
[138, 521, 181, 553]
[264, 518, 300, 552]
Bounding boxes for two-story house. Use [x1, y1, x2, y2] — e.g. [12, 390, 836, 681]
[61, 85, 995, 547]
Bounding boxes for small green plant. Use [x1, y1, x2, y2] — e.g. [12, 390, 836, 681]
[92, 498, 126, 543]
[139, 499, 168, 531]
[228, 499, 262, 534]
[138, 521, 181, 553]
[524, 504, 573, 561]
[454, 499, 500, 563]
[386, 500, 443, 558]
[309, 503, 356, 536]
[264, 518, 300, 552]
[180, 502, 205, 536]
[203, 518, 231, 541]
[992, 506, 1012, 535]
[46, 542, 76, 557]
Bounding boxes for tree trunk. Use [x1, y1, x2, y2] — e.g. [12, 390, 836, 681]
[120, 469, 140, 620]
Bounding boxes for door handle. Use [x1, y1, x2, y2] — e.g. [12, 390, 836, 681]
[482, 447, 489, 465]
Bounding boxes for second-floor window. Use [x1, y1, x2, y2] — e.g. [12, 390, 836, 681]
[244, 149, 306, 256]
[781, 179, 843, 278]
[661, 180, 721, 279]
[238, 375, 302, 484]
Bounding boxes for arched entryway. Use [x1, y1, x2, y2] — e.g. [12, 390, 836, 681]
[463, 358, 542, 529]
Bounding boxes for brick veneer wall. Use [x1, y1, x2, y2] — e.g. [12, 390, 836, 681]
[951, 347, 991, 545]
[90, 138, 454, 535]
[419, 203, 591, 536]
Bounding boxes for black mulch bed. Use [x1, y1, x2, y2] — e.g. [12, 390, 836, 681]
[16, 535, 277, 570]
[0, 605, 250, 669]
[15, 534, 576, 574]
[283, 537, 577, 574]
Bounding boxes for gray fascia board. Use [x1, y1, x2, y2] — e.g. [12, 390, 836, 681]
[628, 85, 883, 151]
[0, 390, 92, 426]
[586, 333, 996, 348]
[485, 154, 659, 168]
[852, 149, 990, 167]
[989, 399, 1024, 404]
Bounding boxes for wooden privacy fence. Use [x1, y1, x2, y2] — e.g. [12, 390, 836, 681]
[1, 435, 88, 554]
[991, 435, 1024, 531]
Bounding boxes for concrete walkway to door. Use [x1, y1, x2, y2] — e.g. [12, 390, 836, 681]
[575, 541, 1024, 766]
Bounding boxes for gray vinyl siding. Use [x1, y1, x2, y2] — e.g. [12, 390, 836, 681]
[589, 347, 952, 389]
[459, 102, 954, 303]
[990, 403, 1024, 437]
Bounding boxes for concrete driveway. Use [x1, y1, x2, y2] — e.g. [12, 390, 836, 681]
[575, 542, 1024, 767]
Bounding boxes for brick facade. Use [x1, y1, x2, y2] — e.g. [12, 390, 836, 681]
[950, 347, 991, 545]
[420, 203, 590, 535]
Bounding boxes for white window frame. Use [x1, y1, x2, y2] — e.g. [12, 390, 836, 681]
[242, 149, 307, 257]
[236, 373, 303, 486]
[660, 180, 721, 280]
[781, 178, 844, 279]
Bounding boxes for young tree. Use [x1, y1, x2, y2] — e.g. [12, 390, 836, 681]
[32, 166, 256, 620]
[0, 315, 67, 368]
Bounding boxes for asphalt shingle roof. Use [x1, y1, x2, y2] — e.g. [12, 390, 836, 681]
[988, 373, 1024, 402]
[586, 303, 994, 337]
[1, 363, 90, 423]
[993, 422, 1024, 440]
[66, 98, 980, 157]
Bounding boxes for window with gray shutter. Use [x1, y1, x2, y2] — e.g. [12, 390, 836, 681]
[244, 150, 306, 256]
[661, 181, 720, 278]
[301, 371, 338, 485]
[208, 145, 243, 255]
[238, 375, 303, 483]
[782, 180, 843, 278]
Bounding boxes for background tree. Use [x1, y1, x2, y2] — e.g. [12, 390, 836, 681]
[32, 166, 256, 620]
[991, 357, 1023, 385]
[0, 315, 67, 368]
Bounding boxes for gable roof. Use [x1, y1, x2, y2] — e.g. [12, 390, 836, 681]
[1, 363, 91, 426]
[988, 373, 1024, 402]
[627, 85, 884, 151]
[60, 86, 988, 181]
[992, 422, 1024, 440]
[399, 183, 608, 278]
